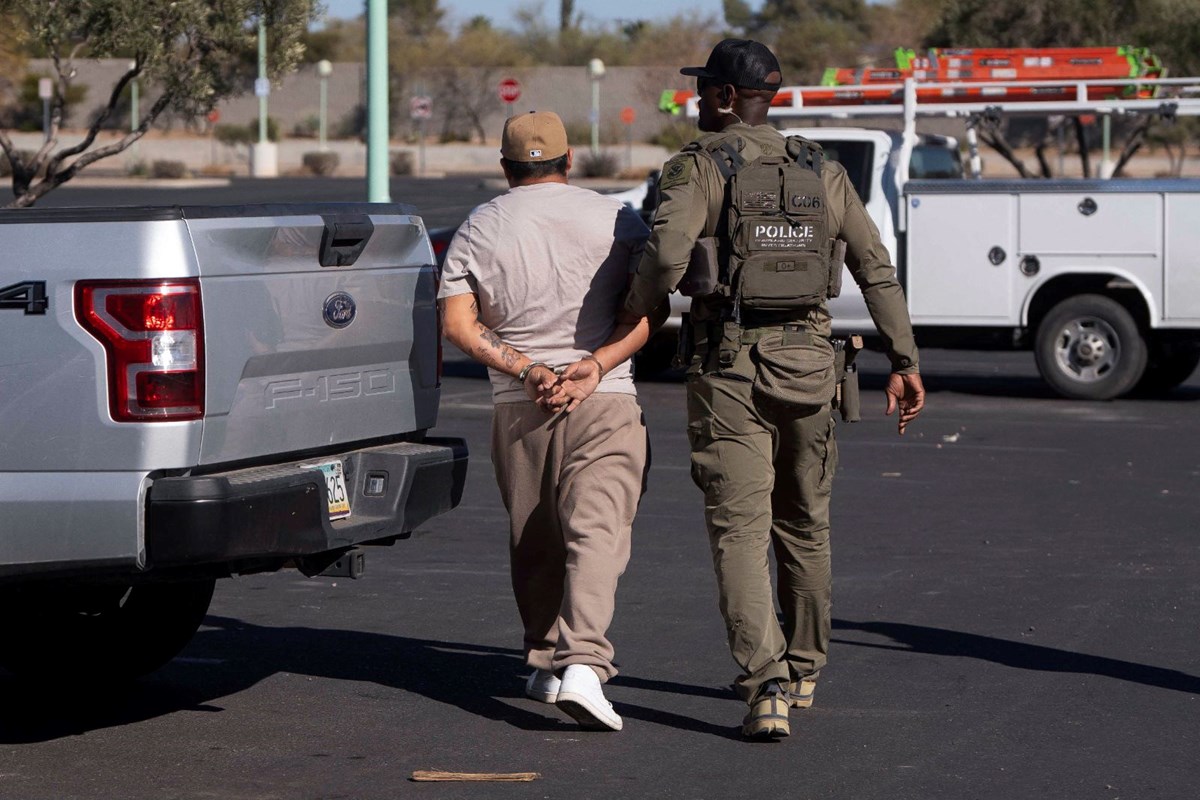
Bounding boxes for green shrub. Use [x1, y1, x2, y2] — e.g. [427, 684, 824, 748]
[293, 115, 320, 138]
[578, 150, 619, 178]
[650, 121, 700, 152]
[151, 160, 188, 179]
[302, 151, 340, 176]
[213, 118, 279, 147]
[214, 123, 254, 147]
[391, 150, 414, 176]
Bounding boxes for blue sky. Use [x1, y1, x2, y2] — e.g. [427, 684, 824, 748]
[320, 0, 741, 28]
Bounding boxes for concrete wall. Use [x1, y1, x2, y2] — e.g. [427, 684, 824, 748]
[25, 59, 690, 145]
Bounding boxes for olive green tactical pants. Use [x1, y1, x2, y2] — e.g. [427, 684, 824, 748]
[687, 344, 836, 703]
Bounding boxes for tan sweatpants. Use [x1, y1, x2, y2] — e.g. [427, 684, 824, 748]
[491, 393, 648, 682]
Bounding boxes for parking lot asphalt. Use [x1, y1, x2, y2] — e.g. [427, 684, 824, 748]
[2, 347, 1196, 800]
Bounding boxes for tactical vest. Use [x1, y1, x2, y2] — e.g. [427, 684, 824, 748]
[691, 134, 834, 317]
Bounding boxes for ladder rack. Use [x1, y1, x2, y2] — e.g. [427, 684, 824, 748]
[675, 77, 1200, 182]
[680, 77, 1200, 120]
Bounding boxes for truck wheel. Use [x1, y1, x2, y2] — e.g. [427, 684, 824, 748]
[1034, 294, 1148, 400]
[1133, 347, 1200, 395]
[0, 579, 216, 682]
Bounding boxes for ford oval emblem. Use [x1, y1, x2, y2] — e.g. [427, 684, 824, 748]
[323, 291, 356, 328]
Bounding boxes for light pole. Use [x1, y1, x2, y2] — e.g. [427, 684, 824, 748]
[250, 12, 278, 176]
[366, 0, 390, 202]
[588, 58, 605, 157]
[37, 77, 52, 144]
[317, 59, 332, 151]
[128, 61, 139, 135]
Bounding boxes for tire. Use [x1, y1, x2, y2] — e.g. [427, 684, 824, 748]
[0, 578, 216, 682]
[1034, 294, 1148, 400]
[1133, 346, 1200, 395]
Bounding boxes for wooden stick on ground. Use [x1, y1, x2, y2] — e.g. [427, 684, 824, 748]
[410, 770, 540, 782]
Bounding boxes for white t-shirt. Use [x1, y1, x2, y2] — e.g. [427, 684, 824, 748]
[438, 182, 650, 403]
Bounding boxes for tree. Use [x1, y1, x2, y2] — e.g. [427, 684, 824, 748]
[388, 0, 443, 38]
[724, 0, 873, 83]
[923, 0, 1200, 178]
[0, 0, 317, 208]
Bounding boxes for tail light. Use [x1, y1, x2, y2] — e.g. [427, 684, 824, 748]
[75, 279, 204, 422]
[431, 236, 450, 262]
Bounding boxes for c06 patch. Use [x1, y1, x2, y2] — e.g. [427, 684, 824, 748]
[659, 155, 694, 191]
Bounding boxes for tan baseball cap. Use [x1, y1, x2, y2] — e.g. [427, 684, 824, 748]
[501, 111, 568, 163]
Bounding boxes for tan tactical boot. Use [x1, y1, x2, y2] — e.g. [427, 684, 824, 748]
[741, 680, 790, 740]
[789, 677, 817, 709]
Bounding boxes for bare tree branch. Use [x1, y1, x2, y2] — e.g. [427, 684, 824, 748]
[7, 93, 173, 209]
[46, 65, 141, 174]
[975, 114, 1036, 179]
[1113, 117, 1154, 178]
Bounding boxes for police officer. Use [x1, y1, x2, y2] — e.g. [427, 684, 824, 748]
[622, 39, 926, 740]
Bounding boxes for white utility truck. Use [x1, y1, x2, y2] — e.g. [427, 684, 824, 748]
[661, 75, 1200, 399]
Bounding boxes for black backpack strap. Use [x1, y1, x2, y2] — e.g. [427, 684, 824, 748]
[701, 136, 746, 181]
[785, 136, 823, 177]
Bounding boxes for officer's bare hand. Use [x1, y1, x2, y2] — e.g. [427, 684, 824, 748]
[885, 372, 925, 435]
[552, 360, 601, 413]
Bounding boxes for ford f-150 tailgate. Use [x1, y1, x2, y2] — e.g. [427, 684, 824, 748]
[0, 203, 465, 579]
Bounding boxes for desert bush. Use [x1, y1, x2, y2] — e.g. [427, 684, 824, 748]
[391, 150, 414, 175]
[578, 150, 619, 178]
[151, 160, 188, 179]
[302, 151, 340, 176]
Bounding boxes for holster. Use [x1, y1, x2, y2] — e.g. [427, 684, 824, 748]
[718, 320, 742, 369]
[832, 334, 863, 422]
[673, 312, 695, 369]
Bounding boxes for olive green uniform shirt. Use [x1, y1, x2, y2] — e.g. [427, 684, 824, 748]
[625, 122, 919, 374]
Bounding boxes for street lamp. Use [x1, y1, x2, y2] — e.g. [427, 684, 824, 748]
[317, 59, 333, 151]
[128, 61, 138, 135]
[250, 13, 278, 177]
[588, 57, 605, 157]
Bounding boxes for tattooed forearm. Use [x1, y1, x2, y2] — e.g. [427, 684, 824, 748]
[475, 324, 521, 370]
[478, 326, 503, 350]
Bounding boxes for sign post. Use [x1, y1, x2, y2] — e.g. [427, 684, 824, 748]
[498, 78, 521, 118]
[207, 109, 221, 167]
[620, 106, 636, 168]
[410, 95, 433, 176]
[38, 77, 53, 143]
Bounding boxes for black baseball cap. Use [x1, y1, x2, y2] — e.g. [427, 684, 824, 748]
[681, 39, 783, 91]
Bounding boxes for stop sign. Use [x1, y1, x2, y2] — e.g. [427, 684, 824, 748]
[498, 78, 521, 104]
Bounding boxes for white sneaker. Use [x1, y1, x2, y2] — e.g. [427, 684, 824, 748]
[524, 669, 561, 703]
[554, 664, 622, 731]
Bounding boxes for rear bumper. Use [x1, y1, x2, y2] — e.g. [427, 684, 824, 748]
[146, 438, 467, 568]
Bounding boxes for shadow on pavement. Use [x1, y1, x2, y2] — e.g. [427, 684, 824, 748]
[0, 615, 731, 744]
[833, 618, 1200, 695]
[608, 675, 744, 741]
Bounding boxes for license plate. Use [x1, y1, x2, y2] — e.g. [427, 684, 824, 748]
[303, 460, 351, 520]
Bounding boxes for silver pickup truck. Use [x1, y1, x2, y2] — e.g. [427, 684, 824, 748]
[0, 203, 467, 681]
